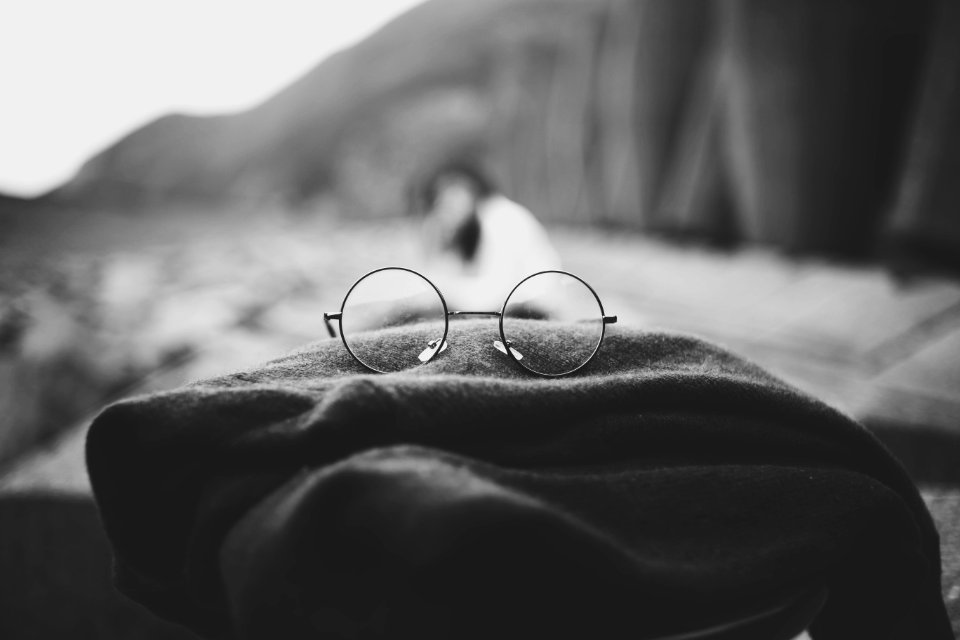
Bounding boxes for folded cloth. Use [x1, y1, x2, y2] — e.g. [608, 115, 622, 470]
[85, 320, 952, 639]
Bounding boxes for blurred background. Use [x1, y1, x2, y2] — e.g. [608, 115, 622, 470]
[1, 0, 959, 637]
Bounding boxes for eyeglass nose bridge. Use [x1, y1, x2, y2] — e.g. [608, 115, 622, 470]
[444, 311, 524, 363]
[447, 310, 502, 317]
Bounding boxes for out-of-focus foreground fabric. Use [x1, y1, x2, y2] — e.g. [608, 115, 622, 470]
[86, 320, 952, 638]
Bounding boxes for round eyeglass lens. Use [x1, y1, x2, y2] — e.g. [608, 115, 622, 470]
[501, 271, 604, 376]
[340, 268, 448, 373]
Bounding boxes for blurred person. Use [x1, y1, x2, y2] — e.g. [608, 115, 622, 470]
[414, 162, 562, 309]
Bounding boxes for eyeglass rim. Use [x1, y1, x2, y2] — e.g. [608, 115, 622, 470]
[337, 266, 451, 374]
[334, 266, 609, 377]
[498, 269, 608, 378]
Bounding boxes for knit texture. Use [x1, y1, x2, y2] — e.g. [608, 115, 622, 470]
[85, 319, 952, 639]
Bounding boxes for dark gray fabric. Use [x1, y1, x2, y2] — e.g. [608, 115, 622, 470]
[86, 320, 952, 638]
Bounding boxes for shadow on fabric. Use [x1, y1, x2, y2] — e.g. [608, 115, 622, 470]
[0, 492, 199, 640]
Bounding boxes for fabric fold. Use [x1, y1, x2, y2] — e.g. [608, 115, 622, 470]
[85, 320, 952, 638]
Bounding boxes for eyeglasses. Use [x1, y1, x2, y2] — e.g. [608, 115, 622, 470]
[323, 267, 617, 377]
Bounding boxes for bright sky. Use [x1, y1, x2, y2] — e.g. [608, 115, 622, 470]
[0, 0, 424, 197]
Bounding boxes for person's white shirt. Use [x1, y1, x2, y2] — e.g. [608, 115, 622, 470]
[422, 183, 561, 310]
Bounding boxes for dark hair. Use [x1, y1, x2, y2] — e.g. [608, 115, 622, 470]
[411, 161, 494, 262]
[416, 161, 497, 211]
[449, 208, 482, 262]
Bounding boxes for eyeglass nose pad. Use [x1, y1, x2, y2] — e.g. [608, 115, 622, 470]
[418, 338, 449, 363]
[492, 340, 524, 361]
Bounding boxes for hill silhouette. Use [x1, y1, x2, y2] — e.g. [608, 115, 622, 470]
[50, 0, 621, 220]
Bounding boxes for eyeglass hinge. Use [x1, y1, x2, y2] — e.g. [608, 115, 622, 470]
[603, 315, 618, 324]
[323, 312, 342, 339]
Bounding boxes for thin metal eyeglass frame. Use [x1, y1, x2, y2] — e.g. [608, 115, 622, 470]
[323, 266, 617, 377]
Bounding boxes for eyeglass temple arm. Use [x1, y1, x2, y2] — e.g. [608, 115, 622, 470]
[323, 312, 341, 338]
